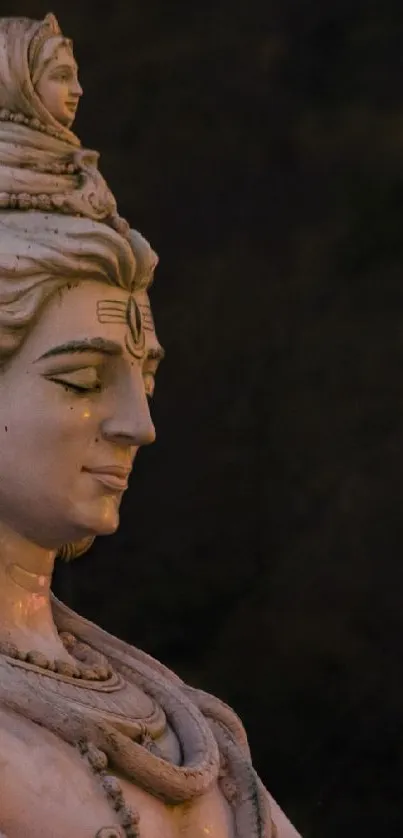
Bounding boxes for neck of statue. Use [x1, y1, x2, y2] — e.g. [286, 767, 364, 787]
[0, 521, 74, 663]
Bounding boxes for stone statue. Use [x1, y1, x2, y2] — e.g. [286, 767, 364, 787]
[0, 13, 301, 838]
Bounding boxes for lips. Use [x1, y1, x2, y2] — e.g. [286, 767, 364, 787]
[83, 465, 131, 491]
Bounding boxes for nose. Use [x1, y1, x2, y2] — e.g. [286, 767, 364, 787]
[71, 76, 83, 97]
[101, 370, 156, 447]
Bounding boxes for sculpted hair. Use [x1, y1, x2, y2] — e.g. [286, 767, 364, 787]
[0, 211, 155, 362]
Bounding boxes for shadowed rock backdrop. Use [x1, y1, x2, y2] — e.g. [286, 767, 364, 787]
[5, 0, 403, 835]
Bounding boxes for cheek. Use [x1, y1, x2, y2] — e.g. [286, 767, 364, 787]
[46, 401, 99, 444]
[52, 84, 65, 103]
[0, 399, 98, 457]
[42, 82, 65, 107]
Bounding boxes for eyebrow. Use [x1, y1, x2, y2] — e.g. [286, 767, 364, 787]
[51, 63, 77, 72]
[148, 346, 165, 362]
[35, 337, 166, 363]
[34, 338, 123, 361]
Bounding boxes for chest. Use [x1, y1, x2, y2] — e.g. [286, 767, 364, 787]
[0, 708, 234, 838]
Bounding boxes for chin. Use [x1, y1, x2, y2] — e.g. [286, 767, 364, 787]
[63, 110, 76, 127]
[74, 497, 121, 537]
[37, 494, 122, 546]
[54, 111, 73, 128]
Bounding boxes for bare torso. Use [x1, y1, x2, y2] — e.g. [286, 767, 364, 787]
[0, 706, 234, 838]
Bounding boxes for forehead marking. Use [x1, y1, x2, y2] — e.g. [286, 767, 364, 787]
[138, 303, 155, 332]
[96, 297, 153, 360]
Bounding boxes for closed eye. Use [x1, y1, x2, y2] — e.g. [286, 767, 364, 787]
[53, 71, 71, 82]
[54, 380, 101, 395]
[45, 368, 102, 394]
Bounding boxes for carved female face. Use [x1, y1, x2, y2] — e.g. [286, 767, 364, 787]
[35, 43, 83, 127]
[0, 281, 163, 549]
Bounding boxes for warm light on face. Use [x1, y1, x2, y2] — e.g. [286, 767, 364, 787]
[35, 44, 83, 127]
[0, 282, 161, 549]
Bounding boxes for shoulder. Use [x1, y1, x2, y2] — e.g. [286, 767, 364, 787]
[53, 596, 184, 685]
[183, 683, 250, 753]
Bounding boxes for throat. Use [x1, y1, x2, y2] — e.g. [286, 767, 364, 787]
[0, 525, 74, 664]
[7, 562, 51, 594]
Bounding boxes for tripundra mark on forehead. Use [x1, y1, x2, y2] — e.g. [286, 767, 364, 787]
[96, 296, 154, 360]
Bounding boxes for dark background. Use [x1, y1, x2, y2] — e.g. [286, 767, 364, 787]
[5, 0, 403, 835]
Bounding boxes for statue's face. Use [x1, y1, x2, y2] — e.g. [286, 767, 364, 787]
[0, 281, 162, 548]
[35, 44, 83, 127]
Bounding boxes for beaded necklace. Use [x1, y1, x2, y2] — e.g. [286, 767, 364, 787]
[0, 631, 166, 837]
